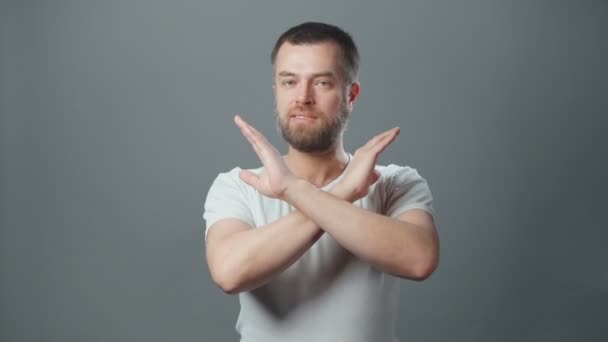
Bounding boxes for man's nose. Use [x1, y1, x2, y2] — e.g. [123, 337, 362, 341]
[295, 83, 314, 105]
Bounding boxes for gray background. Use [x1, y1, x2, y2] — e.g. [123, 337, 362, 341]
[1, 0, 607, 341]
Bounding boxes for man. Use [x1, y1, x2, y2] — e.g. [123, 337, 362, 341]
[203, 22, 439, 342]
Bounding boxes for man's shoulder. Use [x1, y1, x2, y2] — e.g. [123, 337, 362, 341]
[209, 165, 265, 194]
[376, 163, 421, 180]
[214, 165, 264, 179]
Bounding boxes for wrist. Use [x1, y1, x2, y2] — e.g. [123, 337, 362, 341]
[330, 183, 356, 202]
[282, 178, 313, 204]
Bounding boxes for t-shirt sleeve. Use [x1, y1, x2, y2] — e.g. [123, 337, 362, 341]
[203, 168, 255, 241]
[383, 165, 434, 218]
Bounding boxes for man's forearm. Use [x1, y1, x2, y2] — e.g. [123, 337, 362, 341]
[283, 180, 437, 279]
[209, 186, 352, 294]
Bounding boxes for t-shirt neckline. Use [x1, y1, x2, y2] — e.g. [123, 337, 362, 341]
[279, 153, 353, 191]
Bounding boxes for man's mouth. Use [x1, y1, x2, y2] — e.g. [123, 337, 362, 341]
[290, 113, 317, 121]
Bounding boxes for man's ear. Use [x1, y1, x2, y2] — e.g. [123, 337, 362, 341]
[349, 82, 361, 102]
[347, 82, 361, 111]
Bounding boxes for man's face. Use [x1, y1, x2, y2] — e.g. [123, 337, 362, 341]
[273, 41, 357, 152]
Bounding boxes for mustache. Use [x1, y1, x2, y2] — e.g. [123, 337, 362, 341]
[289, 106, 318, 115]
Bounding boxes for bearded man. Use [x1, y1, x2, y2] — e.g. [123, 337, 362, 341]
[203, 22, 439, 342]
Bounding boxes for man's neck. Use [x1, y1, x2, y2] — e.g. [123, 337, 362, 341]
[283, 142, 350, 188]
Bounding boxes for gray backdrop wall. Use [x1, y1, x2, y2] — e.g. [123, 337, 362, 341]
[1, 0, 607, 341]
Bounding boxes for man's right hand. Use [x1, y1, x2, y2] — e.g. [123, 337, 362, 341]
[334, 127, 400, 202]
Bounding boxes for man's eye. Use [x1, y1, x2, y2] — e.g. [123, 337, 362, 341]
[282, 80, 296, 86]
[316, 80, 331, 87]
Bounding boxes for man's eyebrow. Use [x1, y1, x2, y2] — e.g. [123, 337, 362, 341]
[277, 71, 337, 78]
[277, 71, 296, 77]
[311, 71, 337, 78]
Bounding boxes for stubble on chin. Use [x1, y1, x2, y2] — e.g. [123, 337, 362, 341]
[274, 106, 349, 153]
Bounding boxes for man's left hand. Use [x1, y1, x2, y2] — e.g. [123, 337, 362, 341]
[234, 114, 297, 199]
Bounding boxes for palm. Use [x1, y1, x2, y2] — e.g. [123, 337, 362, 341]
[340, 126, 401, 200]
[243, 152, 291, 198]
[234, 115, 295, 198]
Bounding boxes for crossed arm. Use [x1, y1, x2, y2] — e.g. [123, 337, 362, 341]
[205, 115, 439, 294]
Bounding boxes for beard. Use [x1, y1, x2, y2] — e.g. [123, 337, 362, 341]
[275, 101, 349, 153]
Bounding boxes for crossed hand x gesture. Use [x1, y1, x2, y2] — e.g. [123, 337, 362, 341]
[234, 114, 400, 202]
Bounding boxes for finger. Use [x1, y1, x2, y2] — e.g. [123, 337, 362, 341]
[235, 114, 270, 145]
[245, 121, 269, 143]
[235, 115, 259, 143]
[235, 115, 265, 154]
[365, 127, 399, 149]
[235, 115, 280, 164]
[235, 117, 277, 164]
[372, 127, 400, 154]
[370, 127, 399, 148]
[236, 121, 261, 152]
[239, 169, 260, 188]
[364, 129, 393, 148]
[238, 124, 274, 161]
[234, 114, 250, 132]
[234, 115, 257, 143]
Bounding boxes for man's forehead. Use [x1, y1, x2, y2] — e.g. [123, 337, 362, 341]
[274, 41, 342, 74]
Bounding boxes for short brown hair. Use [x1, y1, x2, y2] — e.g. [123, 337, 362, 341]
[271, 22, 360, 84]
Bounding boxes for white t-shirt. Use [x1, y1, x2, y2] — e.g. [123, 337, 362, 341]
[203, 159, 434, 342]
